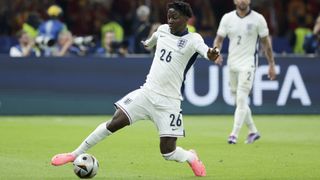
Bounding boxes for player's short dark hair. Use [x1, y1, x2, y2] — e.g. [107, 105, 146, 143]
[167, 1, 193, 18]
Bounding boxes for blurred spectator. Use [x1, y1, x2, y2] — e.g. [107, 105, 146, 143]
[1, 0, 320, 55]
[132, 5, 151, 54]
[287, 0, 313, 30]
[96, 31, 118, 57]
[38, 5, 68, 42]
[22, 12, 42, 39]
[189, 0, 216, 37]
[290, 16, 312, 54]
[36, 5, 69, 56]
[100, 16, 124, 47]
[187, 16, 196, 33]
[118, 40, 130, 57]
[51, 30, 80, 57]
[304, 14, 320, 54]
[9, 30, 39, 57]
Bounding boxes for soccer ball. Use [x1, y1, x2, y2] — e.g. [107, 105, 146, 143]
[73, 153, 99, 179]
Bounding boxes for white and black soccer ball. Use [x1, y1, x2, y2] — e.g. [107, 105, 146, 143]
[73, 153, 99, 179]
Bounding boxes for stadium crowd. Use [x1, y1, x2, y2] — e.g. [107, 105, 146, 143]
[0, 0, 319, 57]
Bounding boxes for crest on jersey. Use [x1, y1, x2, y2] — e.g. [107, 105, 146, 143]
[247, 23, 254, 35]
[177, 38, 188, 49]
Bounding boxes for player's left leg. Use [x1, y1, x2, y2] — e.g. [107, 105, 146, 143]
[151, 92, 206, 176]
[160, 137, 206, 177]
[229, 68, 254, 143]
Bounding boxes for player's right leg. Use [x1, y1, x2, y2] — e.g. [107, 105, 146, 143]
[51, 109, 129, 166]
[228, 70, 242, 143]
[51, 89, 147, 166]
[244, 106, 260, 144]
[160, 137, 206, 177]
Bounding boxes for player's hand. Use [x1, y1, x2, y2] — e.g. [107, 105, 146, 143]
[207, 47, 222, 65]
[141, 40, 147, 48]
[268, 63, 276, 80]
[214, 54, 223, 65]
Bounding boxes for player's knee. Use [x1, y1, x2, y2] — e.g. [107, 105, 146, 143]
[236, 88, 249, 109]
[107, 110, 130, 133]
[236, 95, 247, 109]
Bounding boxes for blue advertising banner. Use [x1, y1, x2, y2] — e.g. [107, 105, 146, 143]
[0, 55, 318, 115]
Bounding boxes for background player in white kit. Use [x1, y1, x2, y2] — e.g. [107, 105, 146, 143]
[213, 0, 276, 144]
[51, 1, 220, 177]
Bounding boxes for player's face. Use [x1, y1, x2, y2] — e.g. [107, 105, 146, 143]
[234, 0, 251, 11]
[167, 8, 188, 35]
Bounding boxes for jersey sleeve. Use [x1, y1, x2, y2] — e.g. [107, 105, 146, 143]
[217, 14, 228, 38]
[257, 14, 269, 38]
[144, 28, 159, 48]
[193, 33, 209, 59]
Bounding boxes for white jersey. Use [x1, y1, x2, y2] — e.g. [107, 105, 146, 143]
[217, 10, 269, 69]
[143, 24, 210, 100]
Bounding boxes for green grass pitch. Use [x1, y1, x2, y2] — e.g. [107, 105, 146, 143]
[0, 115, 319, 180]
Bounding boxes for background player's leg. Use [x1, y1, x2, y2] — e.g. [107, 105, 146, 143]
[230, 88, 249, 139]
[244, 106, 258, 134]
[73, 108, 130, 156]
[244, 106, 261, 144]
[229, 68, 254, 144]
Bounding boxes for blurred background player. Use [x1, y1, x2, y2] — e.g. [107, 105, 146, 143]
[51, 1, 220, 177]
[213, 0, 276, 144]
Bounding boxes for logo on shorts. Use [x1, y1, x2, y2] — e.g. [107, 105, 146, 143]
[124, 98, 132, 105]
[177, 38, 187, 49]
[172, 127, 179, 131]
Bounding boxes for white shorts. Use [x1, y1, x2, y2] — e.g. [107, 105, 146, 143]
[115, 88, 185, 137]
[229, 66, 255, 95]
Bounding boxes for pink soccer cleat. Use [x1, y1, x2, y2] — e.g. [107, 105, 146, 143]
[51, 153, 76, 166]
[188, 149, 206, 177]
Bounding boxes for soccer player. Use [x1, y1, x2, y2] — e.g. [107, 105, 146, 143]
[51, 1, 220, 177]
[213, 0, 276, 144]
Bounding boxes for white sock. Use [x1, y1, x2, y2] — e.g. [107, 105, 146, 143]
[244, 106, 258, 134]
[162, 147, 194, 163]
[72, 121, 112, 156]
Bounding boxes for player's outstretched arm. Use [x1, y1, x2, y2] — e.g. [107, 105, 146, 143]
[212, 35, 225, 65]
